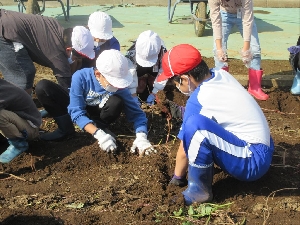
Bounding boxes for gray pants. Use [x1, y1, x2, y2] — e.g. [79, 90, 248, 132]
[0, 37, 36, 90]
[0, 109, 39, 140]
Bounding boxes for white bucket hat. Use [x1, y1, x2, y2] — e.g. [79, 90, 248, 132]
[135, 30, 162, 67]
[71, 26, 95, 59]
[96, 49, 133, 88]
[88, 11, 113, 40]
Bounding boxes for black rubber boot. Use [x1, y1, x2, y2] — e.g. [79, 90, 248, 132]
[40, 114, 75, 141]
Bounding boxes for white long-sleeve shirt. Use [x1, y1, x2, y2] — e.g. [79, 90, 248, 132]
[208, 0, 254, 42]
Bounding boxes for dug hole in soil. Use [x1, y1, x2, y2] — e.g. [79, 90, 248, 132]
[0, 58, 300, 225]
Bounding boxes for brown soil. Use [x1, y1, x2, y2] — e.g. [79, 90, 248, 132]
[1, 58, 300, 225]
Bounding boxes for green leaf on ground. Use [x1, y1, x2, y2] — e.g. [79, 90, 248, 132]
[65, 202, 84, 209]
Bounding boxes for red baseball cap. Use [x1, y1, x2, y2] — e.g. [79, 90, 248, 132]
[157, 44, 202, 82]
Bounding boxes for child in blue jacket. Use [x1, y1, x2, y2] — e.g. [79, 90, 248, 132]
[68, 49, 156, 155]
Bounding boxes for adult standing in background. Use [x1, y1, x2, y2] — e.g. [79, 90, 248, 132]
[208, 0, 269, 100]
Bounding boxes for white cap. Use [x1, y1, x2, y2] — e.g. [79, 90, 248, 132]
[88, 11, 113, 40]
[135, 30, 162, 67]
[96, 49, 133, 88]
[71, 26, 95, 59]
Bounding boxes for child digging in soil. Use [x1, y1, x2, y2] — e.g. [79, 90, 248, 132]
[125, 30, 168, 106]
[68, 49, 156, 156]
[35, 26, 95, 141]
[157, 44, 274, 205]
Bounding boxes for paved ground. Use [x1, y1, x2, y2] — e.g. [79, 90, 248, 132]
[1, 2, 299, 87]
[2, 3, 298, 60]
[1, 0, 300, 7]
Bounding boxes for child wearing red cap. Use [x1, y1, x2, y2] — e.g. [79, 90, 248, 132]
[158, 44, 274, 205]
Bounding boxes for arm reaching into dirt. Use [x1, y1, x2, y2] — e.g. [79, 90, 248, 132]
[169, 141, 188, 186]
[174, 141, 188, 177]
[93, 128, 117, 152]
[130, 132, 157, 156]
[146, 78, 168, 105]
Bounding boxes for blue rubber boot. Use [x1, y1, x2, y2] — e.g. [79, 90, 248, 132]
[291, 69, 300, 95]
[182, 164, 213, 206]
[39, 109, 49, 118]
[0, 137, 28, 163]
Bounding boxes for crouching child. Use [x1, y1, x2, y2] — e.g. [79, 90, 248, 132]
[0, 80, 41, 163]
[68, 49, 156, 156]
[158, 44, 274, 205]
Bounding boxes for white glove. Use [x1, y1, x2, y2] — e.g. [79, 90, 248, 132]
[93, 129, 117, 152]
[240, 48, 253, 68]
[214, 48, 228, 62]
[130, 132, 157, 156]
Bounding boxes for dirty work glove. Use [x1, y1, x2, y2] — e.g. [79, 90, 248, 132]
[214, 48, 228, 62]
[132, 96, 141, 107]
[130, 132, 157, 156]
[146, 93, 156, 105]
[93, 129, 117, 152]
[166, 100, 185, 120]
[169, 175, 188, 187]
[240, 48, 253, 68]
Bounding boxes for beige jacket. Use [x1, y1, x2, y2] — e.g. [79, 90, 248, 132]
[208, 0, 254, 41]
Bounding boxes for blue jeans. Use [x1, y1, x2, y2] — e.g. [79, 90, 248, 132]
[0, 37, 36, 90]
[213, 11, 261, 70]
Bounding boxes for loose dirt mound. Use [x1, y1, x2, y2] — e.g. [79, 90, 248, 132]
[1, 59, 300, 225]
